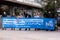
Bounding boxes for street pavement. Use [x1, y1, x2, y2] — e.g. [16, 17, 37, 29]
[0, 30, 60, 40]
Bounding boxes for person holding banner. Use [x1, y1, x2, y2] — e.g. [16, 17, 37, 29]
[17, 12, 24, 30]
[33, 12, 43, 30]
[24, 11, 31, 31]
[11, 13, 16, 30]
[57, 13, 60, 30]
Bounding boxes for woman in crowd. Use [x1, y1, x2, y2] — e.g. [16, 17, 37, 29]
[17, 11, 24, 30]
[17, 12, 23, 18]
[33, 12, 43, 31]
[33, 12, 43, 18]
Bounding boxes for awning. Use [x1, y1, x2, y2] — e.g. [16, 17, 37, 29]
[4, 0, 43, 8]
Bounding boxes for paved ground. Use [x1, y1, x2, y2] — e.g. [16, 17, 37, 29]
[0, 30, 60, 40]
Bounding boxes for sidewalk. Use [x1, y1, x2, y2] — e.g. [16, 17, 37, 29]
[0, 30, 60, 40]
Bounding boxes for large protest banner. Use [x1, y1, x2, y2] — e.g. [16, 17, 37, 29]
[2, 17, 55, 30]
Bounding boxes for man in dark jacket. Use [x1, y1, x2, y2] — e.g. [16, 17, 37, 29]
[44, 11, 55, 18]
[24, 11, 31, 30]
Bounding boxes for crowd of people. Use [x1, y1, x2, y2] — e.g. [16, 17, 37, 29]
[0, 5, 59, 30]
[2, 10, 44, 30]
[2, 9, 57, 30]
[2, 10, 43, 18]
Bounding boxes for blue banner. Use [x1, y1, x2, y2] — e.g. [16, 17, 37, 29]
[2, 17, 55, 30]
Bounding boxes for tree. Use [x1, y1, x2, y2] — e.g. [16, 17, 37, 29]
[1, 5, 9, 12]
[43, 0, 57, 18]
[0, 5, 9, 16]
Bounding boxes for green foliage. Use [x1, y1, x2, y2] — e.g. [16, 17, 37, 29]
[43, 0, 56, 17]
